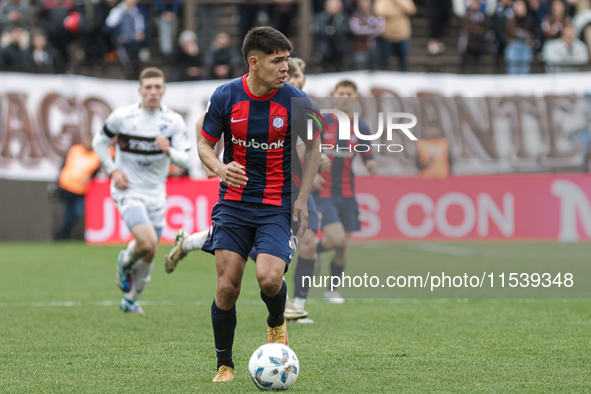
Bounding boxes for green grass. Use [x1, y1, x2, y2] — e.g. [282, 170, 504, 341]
[1, 242, 590, 393]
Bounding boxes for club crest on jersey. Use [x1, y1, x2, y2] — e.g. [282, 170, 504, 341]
[271, 115, 286, 132]
[159, 124, 168, 132]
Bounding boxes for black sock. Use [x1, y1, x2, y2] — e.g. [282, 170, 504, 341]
[316, 238, 325, 254]
[294, 256, 315, 298]
[211, 300, 236, 369]
[329, 260, 344, 290]
[261, 281, 287, 327]
[248, 247, 258, 262]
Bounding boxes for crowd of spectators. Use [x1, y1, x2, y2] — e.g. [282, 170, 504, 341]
[0, 0, 590, 78]
[310, 0, 591, 73]
[453, 0, 590, 73]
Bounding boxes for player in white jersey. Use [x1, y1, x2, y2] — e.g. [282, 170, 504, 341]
[92, 67, 191, 314]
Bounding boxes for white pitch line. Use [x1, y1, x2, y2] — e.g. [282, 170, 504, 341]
[0, 298, 460, 308]
[406, 243, 510, 258]
[0, 300, 262, 308]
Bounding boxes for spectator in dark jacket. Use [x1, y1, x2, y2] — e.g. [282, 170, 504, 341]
[38, 0, 75, 72]
[171, 30, 205, 81]
[350, 0, 385, 70]
[0, 0, 31, 49]
[505, 0, 536, 74]
[205, 32, 241, 79]
[427, 0, 451, 54]
[491, 0, 513, 71]
[313, 0, 351, 71]
[29, 29, 59, 73]
[0, 26, 34, 71]
[270, 0, 296, 37]
[541, 0, 571, 40]
[75, 0, 111, 66]
[460, 0, 489, 73]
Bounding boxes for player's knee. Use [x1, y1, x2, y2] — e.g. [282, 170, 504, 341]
[299, 230, 317, 259]
[332, 234, 347, 249]
[217, 281, 241, 302]
[136, 239, 157, 256]
[258, 276, 282, 296]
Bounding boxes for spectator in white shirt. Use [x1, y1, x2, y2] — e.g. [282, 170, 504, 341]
[543, 23, 589, 73]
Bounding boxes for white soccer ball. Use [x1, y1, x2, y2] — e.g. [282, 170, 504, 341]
[248, 343, 299, 390]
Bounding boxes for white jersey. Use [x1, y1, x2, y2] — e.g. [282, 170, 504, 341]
[103, 103, 190, 200]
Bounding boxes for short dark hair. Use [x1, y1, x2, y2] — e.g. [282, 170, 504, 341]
[287, 57, 306, 78]
[242, 27, 293, 66]
[139, 67, 165, 84]
[334, 80, 358, 93]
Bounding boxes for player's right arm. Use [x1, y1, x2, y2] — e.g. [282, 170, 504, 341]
[198, 88, 248, 188]
[195, 113, 218, 178]
[93, 109, 129, 189]
[198, 134, 248, 188]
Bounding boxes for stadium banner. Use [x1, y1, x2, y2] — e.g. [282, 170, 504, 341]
[85, 177, 219, 244]
[85, 173, 591, 244]
[353, 174, 591, 242]
[4, 72, 591, 181]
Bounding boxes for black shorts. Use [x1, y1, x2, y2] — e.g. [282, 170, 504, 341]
[202, 200, 294, 265]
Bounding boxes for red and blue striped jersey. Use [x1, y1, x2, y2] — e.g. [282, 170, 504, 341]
[319, 114, 374, 199]
[201, 74, 319, 208]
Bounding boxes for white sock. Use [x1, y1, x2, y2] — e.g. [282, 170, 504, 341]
[122, 240, 140, 269]
[293, 297, 306, 310]
[125, 258, 154, 302]
[181, 230, 208, 252]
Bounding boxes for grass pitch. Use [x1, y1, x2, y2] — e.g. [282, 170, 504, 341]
[0, 242, 590, 393]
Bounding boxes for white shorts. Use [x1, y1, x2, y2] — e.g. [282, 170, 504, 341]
[112, 194, 166, 230]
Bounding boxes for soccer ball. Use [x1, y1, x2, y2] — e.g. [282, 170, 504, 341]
[248, 343, 299, 390]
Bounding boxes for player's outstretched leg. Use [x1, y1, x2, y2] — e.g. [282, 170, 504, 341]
[314, 222, 349, 304]
[120, 298, 144, 313]
[117, 240, 140, 292]
[284, 297, 307, 320]
[260, 275, 288, 346]
[210, 249, 245, 382]
[286, 225, 317, 322]
[165, 229, 209, 273]
[120, 258, 154, 314]
[324, 260, 346, 304]
[118, 223, 159, 313]
[165, 229, 188, 273]
[264, 282, 289, 346]
[289, 255, 315, 321]
[211, 301, 236, 382]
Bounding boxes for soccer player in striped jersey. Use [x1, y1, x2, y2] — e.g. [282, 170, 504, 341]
[284, 57, 330, 322]
[315, 80, 379, 303]
[164, 58, 327, 324]
[92, 67, 191, 314]
[198, 27, 321, 382]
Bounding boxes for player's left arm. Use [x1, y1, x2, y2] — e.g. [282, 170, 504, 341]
[358, 119, 379, 175]
[294, 136, 321, 238]
[296, 140, 330, 172]
[155, 115, 191, 170]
